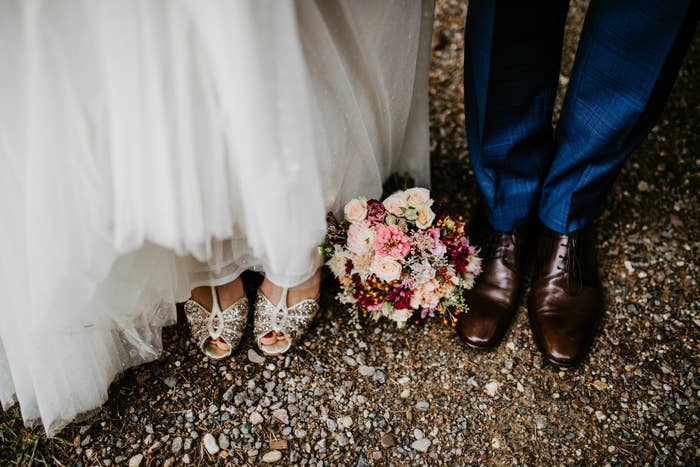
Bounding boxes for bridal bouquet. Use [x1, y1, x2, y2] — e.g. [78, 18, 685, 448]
[320, 188, 481, 328]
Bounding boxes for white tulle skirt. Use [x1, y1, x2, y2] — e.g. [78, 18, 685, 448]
[0, 0, 433, 434]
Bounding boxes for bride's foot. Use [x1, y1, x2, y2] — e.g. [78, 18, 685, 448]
[254, 270, 321, 356]
[186, 277, 248, 360]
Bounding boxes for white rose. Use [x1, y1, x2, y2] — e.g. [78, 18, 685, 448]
[404, 187, 431, 208]
[370, 255, 402, 282]
[392, 309, 413, 327]
[344, 197, 368, 223]
[382, 192, 408, 217]
[415, 206, 436, 229]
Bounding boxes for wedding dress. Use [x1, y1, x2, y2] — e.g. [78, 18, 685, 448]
[0, 0, 433, 434]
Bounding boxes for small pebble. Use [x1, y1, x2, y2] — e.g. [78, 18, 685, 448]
[326, 419, 337, 432]
[272, 409, 289, 424]
[262, 450, 283, 463]
[248, 349, 266, 364]
[485, 382, 499, 397]
[415, 401, 429, 411]
[171, 437, 183, 454]
[373, 370, 386, 384]
[411, 438, 430, 453]
[250, 411, 264, 425]
[203, 433, 219, 455]
[380, 434, 395, 448]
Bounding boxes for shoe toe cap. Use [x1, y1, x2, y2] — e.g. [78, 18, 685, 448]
[457, 294, 513, 349]
[531, 310, 599, 366]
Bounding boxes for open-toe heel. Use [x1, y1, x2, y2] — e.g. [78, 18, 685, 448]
[185, 286, 248, 360]
[253, 287, 319, 357]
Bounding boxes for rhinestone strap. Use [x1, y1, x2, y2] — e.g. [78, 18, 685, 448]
[184, 287, 248, 354]
[253, 289, 319, 348]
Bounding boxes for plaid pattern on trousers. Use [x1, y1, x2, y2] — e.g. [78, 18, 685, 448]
[463, 0, 699, 233]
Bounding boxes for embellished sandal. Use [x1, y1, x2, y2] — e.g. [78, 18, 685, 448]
[184, 286, 248, 360]
[253, 287, 319, 356]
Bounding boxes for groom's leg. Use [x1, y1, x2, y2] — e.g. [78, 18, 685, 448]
[529, 0, 698, 366]
[463, 0, 568, 231]
[458, 1, 569, 350]
[539, 0, 698, 233]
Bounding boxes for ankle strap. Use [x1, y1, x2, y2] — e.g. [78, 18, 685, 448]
[276, 287, 288, 310]
[210, 286, 222, 311]
[208, 286, 224, 339]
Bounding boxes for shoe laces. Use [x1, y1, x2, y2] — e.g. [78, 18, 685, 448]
[483, 230, 516, 260]
[556, 235, 583, 293]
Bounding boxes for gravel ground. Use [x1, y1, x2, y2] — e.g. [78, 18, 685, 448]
[2, 1, 698, 465]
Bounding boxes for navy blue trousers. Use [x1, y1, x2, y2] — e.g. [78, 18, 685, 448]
[464, 0, 698, 233]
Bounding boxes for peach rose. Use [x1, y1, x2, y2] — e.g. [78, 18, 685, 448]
[410, 278, 442, 309]
[344, 197, 368, 223]
[404, 187, 431, 208]
[382, 192, 408, 217]
[370, 255, 402, 282]
[415, 206, 436, 229]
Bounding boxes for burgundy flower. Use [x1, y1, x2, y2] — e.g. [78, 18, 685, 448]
[366, 199, 386, 223]
[388, 286, 412, 310]
[448, 236, 471, 274]
[431, 199, 448, 220]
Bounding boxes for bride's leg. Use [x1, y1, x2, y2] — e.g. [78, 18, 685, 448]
[257, 269, 321, 350]
[189, 277, 246, 357]
[259, 270, 321, 310]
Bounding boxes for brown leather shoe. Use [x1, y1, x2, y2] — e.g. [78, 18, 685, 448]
[528, 223, 603, 366]
[456, 220, 527, 349]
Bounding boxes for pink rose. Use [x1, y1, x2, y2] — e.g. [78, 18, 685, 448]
[373, 225, 411, 258]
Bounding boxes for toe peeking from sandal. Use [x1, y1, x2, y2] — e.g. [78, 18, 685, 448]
[185, 286, 248, 361]
[253, 287, 318, 357]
